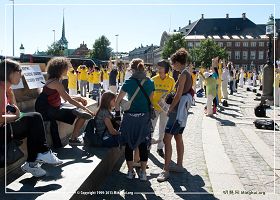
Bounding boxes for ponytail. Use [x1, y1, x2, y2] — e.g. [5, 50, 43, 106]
[137, 62, 144, 72]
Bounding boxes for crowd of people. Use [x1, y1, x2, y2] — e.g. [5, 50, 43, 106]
[1, 47, 267, 182]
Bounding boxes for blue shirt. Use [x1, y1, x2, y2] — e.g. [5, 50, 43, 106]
[121, 77, 155, 113]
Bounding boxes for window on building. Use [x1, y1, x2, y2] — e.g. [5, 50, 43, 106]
[227, 42, 232, 47]
[251, 42, 257, 47]
[235, 42, 240, 47]
[235, 51, 240, 60]
[259, 51, 264, 60]
[259, 42, 264, 47]
[242, 51, 248, 60]
[243, 42, 249, 47]
[188, 42, 193, 48]
[250, 51, 256, 60]
[195, 42, 200, 47]
[227, 51, 231, 60]
[218, 42, 223, 47]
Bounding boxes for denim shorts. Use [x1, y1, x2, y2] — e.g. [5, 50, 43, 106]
[165, 111, 185, 135]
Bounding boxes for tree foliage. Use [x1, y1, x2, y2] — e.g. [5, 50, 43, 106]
[162, 33, 187, 59]
[88, 35, 112, 60]
[190, 39, 228, 68]
[46, 42, 65, 56]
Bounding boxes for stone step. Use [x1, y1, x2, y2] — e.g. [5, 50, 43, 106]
[1, 145, 124, 200]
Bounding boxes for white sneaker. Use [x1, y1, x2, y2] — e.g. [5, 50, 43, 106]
[126, 170, 136, 180]
[139, 170, 147, 181]
[157, 170, 169, 182]
[21, 162, 46, 177]
[36, 150, 63, 166]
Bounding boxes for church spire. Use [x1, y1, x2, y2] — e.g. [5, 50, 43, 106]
[62, 10, 65, 38]
[58, 9, 68, 48]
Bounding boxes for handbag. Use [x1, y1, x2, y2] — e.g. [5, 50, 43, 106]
[0, 124, 24, 168]
[120, 79, 145, 111]
[133, 78, 156, 120]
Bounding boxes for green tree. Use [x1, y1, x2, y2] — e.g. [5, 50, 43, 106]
[162, 33, 187, 59]
[190, 39, 228, 68]
[46, 42, 65, 56]
[88, 35, 112, 60]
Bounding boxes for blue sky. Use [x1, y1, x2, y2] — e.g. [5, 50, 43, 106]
[0, 0, 279, 57]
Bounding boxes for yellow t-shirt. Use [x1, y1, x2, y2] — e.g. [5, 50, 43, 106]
[152, 75, 175, 111]
[92, 71, 101, 84]
[77, 66, 88, 81]
[102, 69, 109, 80]
[118, 71, 125, 82]
[67, 69, 77, 89]
[275, 73, 280, 88]
[191, 73, 197, 86]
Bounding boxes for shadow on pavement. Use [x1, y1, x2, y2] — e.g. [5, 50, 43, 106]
[210, 115, 236, 126]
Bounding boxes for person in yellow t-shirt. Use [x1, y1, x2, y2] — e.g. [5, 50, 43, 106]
[102, 67, 110, 91]
[151, 60, 175, 157]
[275, 69, 280, 106]
[217, 60, 223, 103]
[88, 67, 101, 91]
[117, 67, 125, 86]
[191, 69, 198, 105]
[67, 67, 78, 96]
[77, 65, 88, 97]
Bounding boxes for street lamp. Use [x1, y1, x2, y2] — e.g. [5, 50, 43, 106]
[115, 34, 119, 61]
[19, 43, 24, 55]
[10, 0, 15, 56]
[52, 30, 56, 44]
[261, 15, 275, 104]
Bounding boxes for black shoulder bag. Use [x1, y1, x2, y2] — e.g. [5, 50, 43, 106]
[133, 78, 156, 120]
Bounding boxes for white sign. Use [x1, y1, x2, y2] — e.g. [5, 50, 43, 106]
[21, 65, 45, 89]
[11, 78, 24, 90]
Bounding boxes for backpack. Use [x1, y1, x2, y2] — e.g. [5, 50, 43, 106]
[197, 88, 204, 94]
[197, 92, 203, 98]
[254, 104, 266, 117]
[254, 119, 279, 130]
[83, 118, 103, 147]
[222, 100, 229, 107]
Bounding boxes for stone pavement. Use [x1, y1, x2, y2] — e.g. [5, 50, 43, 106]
[3, 84, 280, 200]
[96, 85, 280, 200]
[97, 98, 216, 200]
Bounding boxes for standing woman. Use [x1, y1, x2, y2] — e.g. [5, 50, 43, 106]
[157, 48, 193, 182]
[115, 58, 155, 181]
[0, 59, 62, 177]
[239, 67, 244, 88]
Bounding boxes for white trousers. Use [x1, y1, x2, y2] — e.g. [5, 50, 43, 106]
[103, 80, 109, 91]
[109, 85, 118, 94]
[69, 89, 77, 96]
[207, 95, 214, 115]
[151, 110, 168, 150]
[222, 81, 228, 99]
[275, 88, 280, 107]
